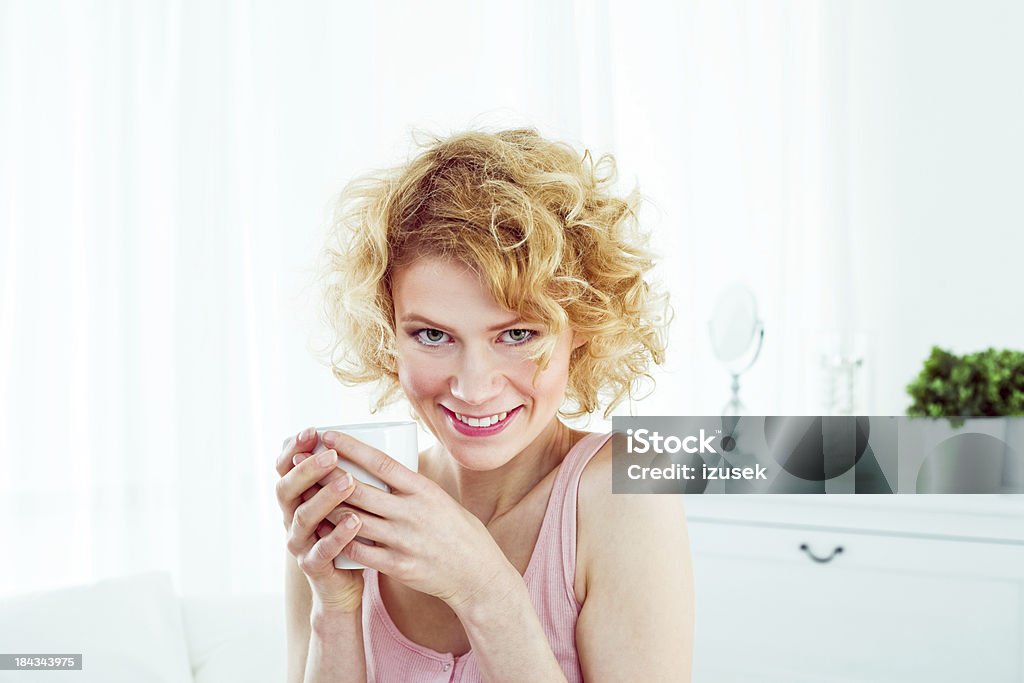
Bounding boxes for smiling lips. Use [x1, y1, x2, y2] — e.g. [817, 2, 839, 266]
[452, 410, 508, 427]
[443, 405, 522, 436]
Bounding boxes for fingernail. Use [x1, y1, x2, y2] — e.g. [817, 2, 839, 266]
[343, 513, 359, 529]
[316, 450, 337, 467]
[293, 453, 309, 467]
[321, 431, 337, 445]
[300, 427, 316, 441]
[333, 473, 353, 491]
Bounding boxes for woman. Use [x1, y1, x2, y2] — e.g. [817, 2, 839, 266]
[275, 128, 694, 682]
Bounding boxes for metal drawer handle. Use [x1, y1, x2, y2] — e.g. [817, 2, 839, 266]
[800, 543, 843, 563]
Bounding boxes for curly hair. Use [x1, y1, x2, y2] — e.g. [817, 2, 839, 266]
[316, 128, 672, 421]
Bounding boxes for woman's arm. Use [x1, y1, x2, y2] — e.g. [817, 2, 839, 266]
[448, 564, 568, 683]
[575, 444, 695, 682]
[277, 429, 369, 683]
[304, 605, 366, 683]
[286, 547, 366, 683]
[285, 550, 313, 683]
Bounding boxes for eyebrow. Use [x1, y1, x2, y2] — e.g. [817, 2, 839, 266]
[399, 314, 528, 332]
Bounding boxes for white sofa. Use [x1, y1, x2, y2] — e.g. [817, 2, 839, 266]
[0, 571, 286, 683]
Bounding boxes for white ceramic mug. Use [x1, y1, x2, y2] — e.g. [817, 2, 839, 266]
[311, 421, 418, 569]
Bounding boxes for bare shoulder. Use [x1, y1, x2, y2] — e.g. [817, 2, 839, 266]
[576, 435, 616, 537]
[574, 433, 695, 680]
[576, 434, 690, 601]
[577, 432, 689, 523]
[575, 434, 624, 602]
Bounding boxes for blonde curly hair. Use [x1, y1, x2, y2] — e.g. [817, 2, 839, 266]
[317, 128, 671, 421]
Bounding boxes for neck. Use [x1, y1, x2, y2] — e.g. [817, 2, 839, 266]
[437, 418, 582, 525]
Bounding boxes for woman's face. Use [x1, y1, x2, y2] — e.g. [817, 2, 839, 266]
[392, 256, 583, 471]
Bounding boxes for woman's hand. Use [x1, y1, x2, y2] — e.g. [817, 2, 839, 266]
[275, 427, 365, 614]
[318, 430, 516, 613]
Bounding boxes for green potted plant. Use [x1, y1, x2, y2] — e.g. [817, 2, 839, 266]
[905, 347, 1024, 493]
[907, 347, 1024, 423]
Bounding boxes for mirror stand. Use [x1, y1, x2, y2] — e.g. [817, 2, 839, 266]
[721, 326, 765, 416]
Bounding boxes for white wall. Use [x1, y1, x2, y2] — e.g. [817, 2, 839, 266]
[845, 0, 1024, 414]
[2, 0, 1020, 598]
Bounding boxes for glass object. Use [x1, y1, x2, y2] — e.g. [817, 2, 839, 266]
[708, 283, 765, 415]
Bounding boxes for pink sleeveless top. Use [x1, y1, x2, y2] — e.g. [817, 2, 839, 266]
[360, 431, 613, 683]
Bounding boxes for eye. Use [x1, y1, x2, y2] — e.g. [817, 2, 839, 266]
[411, 328, 536, 347]
[413, 329, 450, 346]
[501, 329, 536, 345]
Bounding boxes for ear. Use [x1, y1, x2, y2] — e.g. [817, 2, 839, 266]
[571, 331, 589, 351]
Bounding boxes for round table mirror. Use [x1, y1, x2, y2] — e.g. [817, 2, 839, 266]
[708, 283, 765, 414]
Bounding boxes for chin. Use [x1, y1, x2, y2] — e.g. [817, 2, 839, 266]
[441, 441, 517, 471]
[458, 430, 537, 468]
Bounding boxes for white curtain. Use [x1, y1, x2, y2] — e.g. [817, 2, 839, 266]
[0, 0, 846, 597]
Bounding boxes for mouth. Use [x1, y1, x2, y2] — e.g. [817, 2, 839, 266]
[442, 405, 523, 437]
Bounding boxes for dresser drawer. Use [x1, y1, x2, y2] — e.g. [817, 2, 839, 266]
[688, 520, 1024, 682]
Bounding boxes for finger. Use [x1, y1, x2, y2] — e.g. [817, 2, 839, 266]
[287, 472, 356, 555]
[340, 531, 394, 574]
[295, 452, 353, 491]
[276, 426, 320, 477]
[293, 471, 355, 536]
[300, 484, 321, 505]
[276, 450, 345, 526]
[297, 458, 404, 518]
[278, 449, 340, 506]
[325, 504, 398, 548]
[315, 520, 334, 539]
[321, 430, 421, 493]
[339, 479, 402, 519]
[300, 513, 362, 575]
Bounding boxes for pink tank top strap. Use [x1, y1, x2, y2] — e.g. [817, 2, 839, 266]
[541, 430, 614, 608]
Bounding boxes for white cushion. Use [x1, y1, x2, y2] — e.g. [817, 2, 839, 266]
[0, 571, 193, 683]
[180, 592, 286, 683]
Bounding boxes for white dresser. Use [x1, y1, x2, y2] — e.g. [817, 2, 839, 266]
[685, 495, 1024, 682]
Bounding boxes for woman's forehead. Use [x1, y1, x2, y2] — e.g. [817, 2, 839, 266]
[392, 256, 486, 302]
[392, 257, 560, 332]
[393, 258, 504, 313]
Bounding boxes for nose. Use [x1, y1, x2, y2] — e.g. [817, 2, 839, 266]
[449, 344, 505, 407]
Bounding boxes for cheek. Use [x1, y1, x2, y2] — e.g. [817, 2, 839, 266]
[537, 362, 571, 397]
[527, 347, 574, 399]
[397, 354, 448, 398]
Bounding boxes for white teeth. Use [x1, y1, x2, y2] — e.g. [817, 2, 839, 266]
[454, 410, 509, 428]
